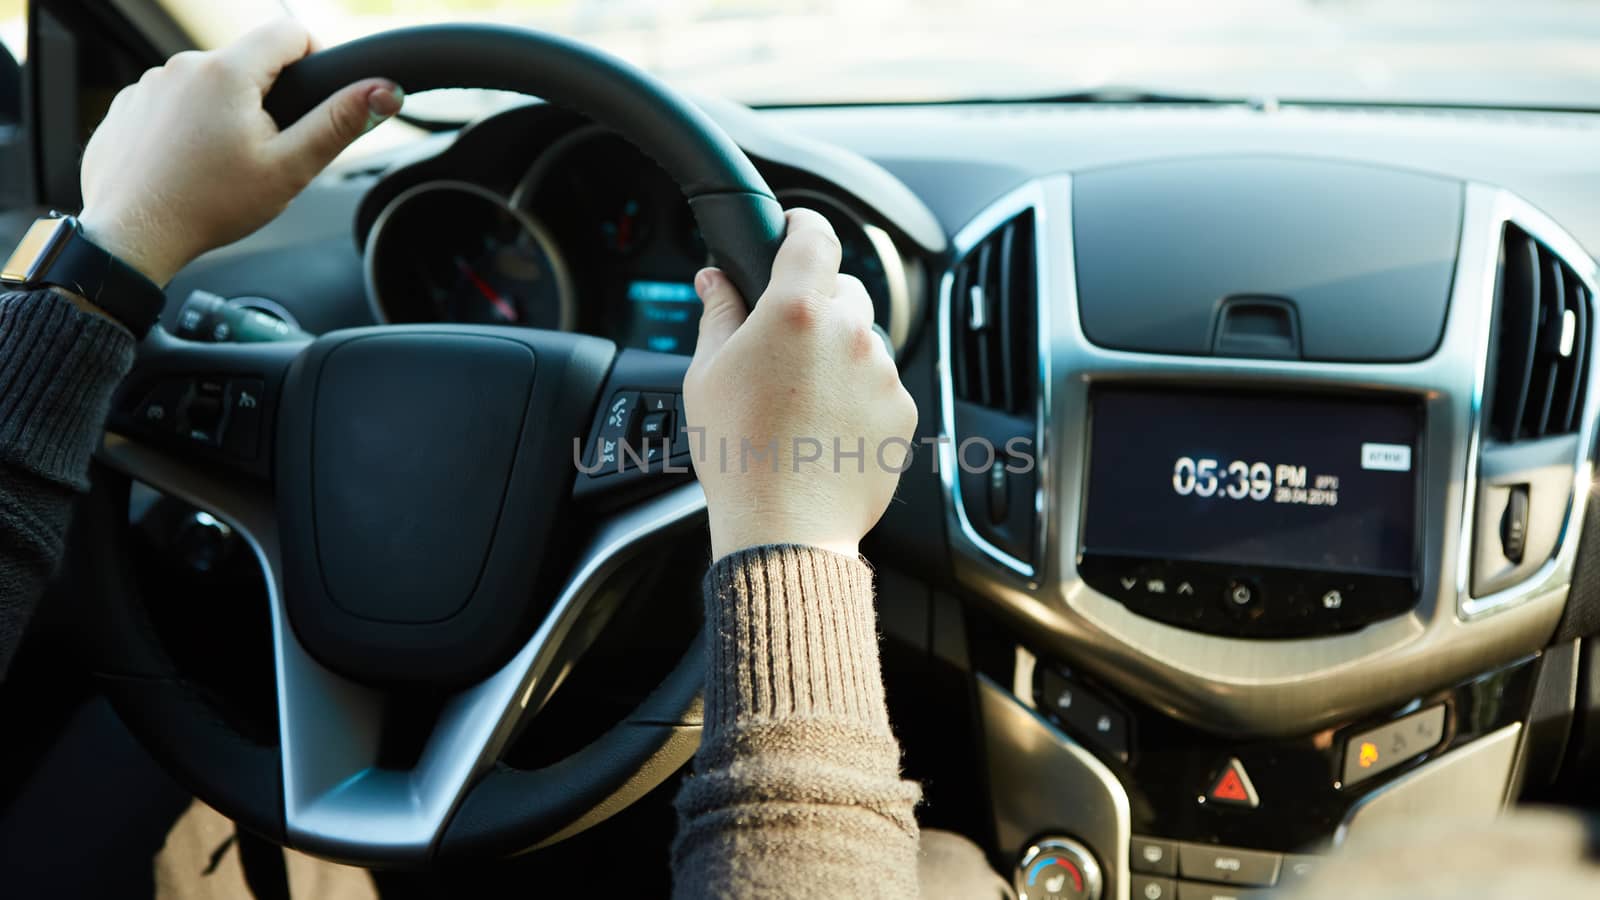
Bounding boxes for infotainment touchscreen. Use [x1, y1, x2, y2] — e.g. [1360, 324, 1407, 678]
[1079, 386, 1422, 637]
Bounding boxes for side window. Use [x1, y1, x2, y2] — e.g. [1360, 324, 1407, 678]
[0, 0, 21, 126]
[0, 0, 25, 220]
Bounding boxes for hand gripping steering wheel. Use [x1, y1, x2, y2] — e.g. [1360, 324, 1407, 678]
[79, 24, 784, 866]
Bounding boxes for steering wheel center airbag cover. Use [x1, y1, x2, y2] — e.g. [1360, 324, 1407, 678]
[312, 333, 533, 624]
[276, 325, 615, 687]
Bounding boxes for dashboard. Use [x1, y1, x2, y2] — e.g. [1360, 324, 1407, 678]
[357, 110, 924, 357]
[155, 95, 1600, 900]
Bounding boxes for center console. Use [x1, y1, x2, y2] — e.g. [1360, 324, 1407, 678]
[1078, 385, 1422, 638]
[938, 164, 1600, 899]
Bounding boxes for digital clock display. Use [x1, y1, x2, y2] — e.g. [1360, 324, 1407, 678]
[1081, 387, 1420, 578]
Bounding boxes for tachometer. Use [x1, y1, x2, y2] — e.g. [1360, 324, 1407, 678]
[365, 181, 574, 330]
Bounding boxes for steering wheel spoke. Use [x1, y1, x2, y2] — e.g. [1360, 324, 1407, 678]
[279, 481, 706, 863]
[97, 324, 709, 864]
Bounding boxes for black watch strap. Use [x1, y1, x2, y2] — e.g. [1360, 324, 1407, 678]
[1, 216, 166, 338]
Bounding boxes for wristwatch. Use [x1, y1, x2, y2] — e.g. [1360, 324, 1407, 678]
[1, 213, 166, 337]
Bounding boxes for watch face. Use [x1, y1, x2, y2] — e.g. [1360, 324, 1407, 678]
[2, 217, 73, 284]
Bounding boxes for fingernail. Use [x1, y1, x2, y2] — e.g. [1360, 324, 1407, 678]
[363, 84, 404, 133]
[694, 269, 717, 297]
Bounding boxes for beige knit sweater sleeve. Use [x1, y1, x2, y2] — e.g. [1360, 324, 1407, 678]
[671, 545, 923, 898]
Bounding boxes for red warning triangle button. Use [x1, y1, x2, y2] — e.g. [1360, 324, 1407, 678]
[1207, 757, 1260, 808]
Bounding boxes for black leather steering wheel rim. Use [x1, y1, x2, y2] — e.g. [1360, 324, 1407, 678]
[264, 23, 786, 306]
[86, 23, 785, 864]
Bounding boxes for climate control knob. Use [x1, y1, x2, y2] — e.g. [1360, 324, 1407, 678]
[1014, 837, 1103, 900]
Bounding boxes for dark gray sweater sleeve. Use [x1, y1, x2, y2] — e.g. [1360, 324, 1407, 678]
[0, 288, 136, 679]
[672, 544, 923, 898]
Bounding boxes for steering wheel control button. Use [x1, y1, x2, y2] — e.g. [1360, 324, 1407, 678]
[1131, 876, 1176, 900]
[1341, 704, 1447, 786]
[222, 378, 265, 460]
[182, 377, 228, 446]
[131, 379, 188, 437]
[1204, 757, 1260, 809]
[1035, 668, 1130, 761]
[1177, 844, 1279, 886]
[640, 410, 671, 441]
[1130, 837, 1178, 876]
[1014, 837, 1103, 900]
[590, 390, 640, 473]
[641, 392, 673, 414]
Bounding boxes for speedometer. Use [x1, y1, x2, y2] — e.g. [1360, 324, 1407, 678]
[365, 181, 575, 330]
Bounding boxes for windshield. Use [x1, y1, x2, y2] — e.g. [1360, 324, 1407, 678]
[282, 0, 1600, 109]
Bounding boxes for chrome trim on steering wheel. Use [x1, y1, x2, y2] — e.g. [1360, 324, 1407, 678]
[97, 432, 706, 862]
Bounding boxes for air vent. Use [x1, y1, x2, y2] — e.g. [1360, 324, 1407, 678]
[951, 211, 1036, 415]
[1486, 224, 1592, 441]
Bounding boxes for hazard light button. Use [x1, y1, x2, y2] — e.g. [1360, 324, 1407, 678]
[1204, 757, 1259, 809]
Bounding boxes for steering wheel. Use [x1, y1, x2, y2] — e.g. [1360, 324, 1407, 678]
[78, 24, 785, 866]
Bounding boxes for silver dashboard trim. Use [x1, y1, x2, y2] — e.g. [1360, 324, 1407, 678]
[978, 675, 1132, 900]
[942, 175, 1600, 735]
[97, 434, 706, 864]
[362, 179, 577, 332]
[1456, 190, 1600, 619]
[936, 179, 1052, 581]
[1335, 722, 1522, 843]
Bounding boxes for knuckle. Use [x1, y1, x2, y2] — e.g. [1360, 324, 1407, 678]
[775, 292, 828, 333]
[194, 53, 230, 78]
[846, 319, 878, 361]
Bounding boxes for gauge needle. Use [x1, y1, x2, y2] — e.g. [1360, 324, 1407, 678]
[453, 255, 519, 323]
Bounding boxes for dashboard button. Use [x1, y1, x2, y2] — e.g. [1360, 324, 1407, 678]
[1014, 837, 1102, 900]
[1204, 757, 1259, 809]
[1277, 855, 1319, 888]
[1177, 844, 1279, 886]
[1037, 669, 1129, 761]
[1131, 837, 1178, 876]
[1342, 704, 1447, 786]
[1131, 875, 1176, 900]
[1222, 578, 1263, 618]
[1176, 882, 1268, 900]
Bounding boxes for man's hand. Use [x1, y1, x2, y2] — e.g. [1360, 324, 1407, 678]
[684, 209, 918, 561]
[79, 19, 402, 287]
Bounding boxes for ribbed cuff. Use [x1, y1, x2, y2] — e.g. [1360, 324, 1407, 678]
[0, 290, 137, 490]
[702, 544, 889, 734]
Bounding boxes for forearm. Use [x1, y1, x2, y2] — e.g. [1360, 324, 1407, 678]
[672, 545, 921, 899]
[0, 289, 136, 679]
